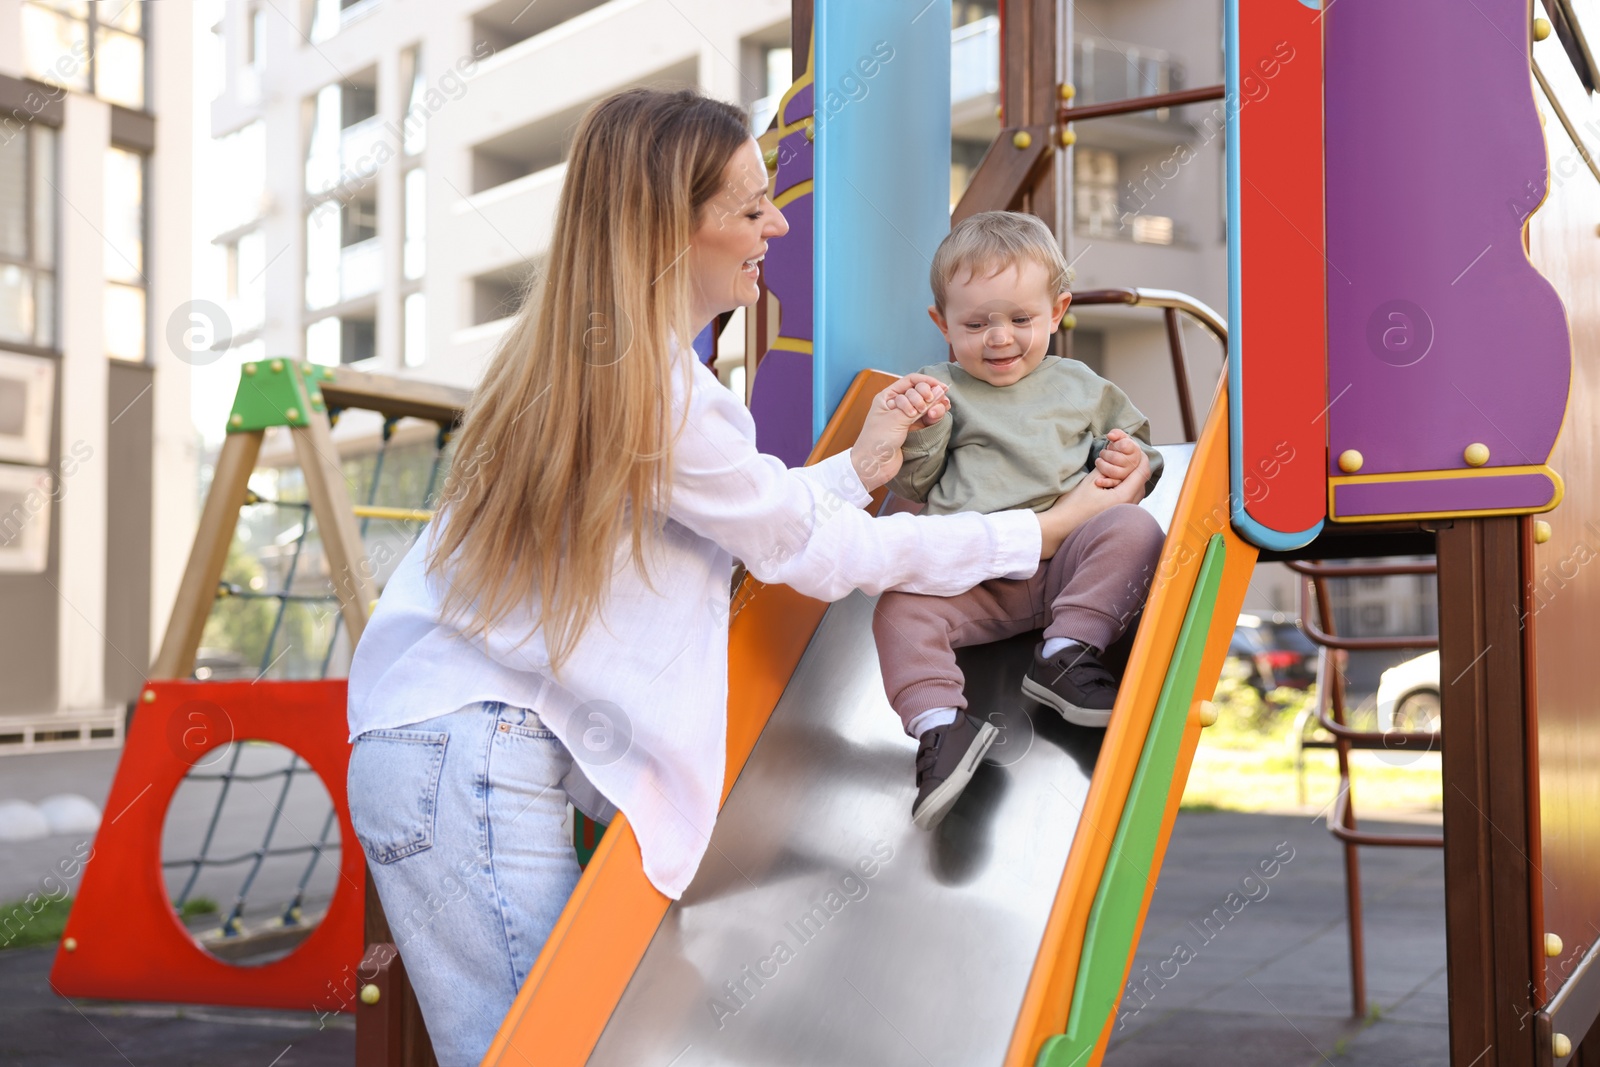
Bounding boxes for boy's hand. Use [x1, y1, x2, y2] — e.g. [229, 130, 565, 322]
[850, 374, 950, 491]
[1093, 429, 1143, 488]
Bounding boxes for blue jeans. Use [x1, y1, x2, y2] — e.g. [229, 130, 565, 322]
[347, 702, 582, 1066]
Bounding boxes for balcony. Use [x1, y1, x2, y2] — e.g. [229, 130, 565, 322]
[340, 237, 382, 302]
[452, 164, 565, 282]
[472, 0, 612, 53]
[952, 16, 999, 106]
[306, 114, 388, 196]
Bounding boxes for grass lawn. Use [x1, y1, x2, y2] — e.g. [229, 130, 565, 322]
[1182, 679, 1443, 819]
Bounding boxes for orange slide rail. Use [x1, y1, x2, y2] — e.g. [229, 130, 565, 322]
[482, 369, 899, 1066]
[1005, 376, 1260, 1065]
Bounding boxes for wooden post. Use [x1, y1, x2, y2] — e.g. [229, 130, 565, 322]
[1438, 517, 1539, 1067]
[149, 431, 263, 680]
[290, 412, 377, 645]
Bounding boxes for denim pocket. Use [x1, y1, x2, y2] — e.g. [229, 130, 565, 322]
[347, 728, 448, 864]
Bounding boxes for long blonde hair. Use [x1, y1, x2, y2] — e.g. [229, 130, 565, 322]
[430, 88, 751, 671]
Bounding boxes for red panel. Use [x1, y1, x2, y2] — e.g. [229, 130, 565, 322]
[1237, 0, 1327, 535]
[50, 680, 364, 1012]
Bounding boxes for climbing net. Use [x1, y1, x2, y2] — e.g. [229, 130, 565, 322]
[163, 410, 454, 945]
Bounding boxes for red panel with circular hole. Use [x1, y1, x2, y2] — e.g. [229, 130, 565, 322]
[49, 680, 364, 1011]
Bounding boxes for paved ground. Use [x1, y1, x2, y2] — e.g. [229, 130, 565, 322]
[0, 748, 1445, 1066]
[1104, 811, 1446, 1067]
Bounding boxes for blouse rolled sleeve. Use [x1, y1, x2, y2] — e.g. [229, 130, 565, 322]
[666, 365, 1042, 603]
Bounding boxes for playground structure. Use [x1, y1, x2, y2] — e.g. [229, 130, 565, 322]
[46, 1, 1600, 1065]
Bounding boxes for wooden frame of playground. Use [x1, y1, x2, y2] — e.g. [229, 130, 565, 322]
[48, 2, 1600, 1065]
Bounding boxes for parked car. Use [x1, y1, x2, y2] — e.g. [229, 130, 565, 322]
[1224, 613, 1320, 693]
[1375, 650, 1440, 733]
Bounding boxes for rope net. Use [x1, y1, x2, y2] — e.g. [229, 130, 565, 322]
[162, 410, 453, 949]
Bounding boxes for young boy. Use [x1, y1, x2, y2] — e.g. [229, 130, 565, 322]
[875, 210, 1168, 830]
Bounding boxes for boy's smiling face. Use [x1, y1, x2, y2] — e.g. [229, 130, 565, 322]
[928, 260, 1072, 387]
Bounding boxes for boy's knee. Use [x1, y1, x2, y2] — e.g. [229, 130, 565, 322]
[1105, 503, 1166, 555]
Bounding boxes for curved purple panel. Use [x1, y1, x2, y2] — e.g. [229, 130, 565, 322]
[781, 84, 814, 128]
[749, 349, 815, 468]
[1325, 0, 1570, 492]
[772, 128, 813, 201]
[764, 193, 813, 344]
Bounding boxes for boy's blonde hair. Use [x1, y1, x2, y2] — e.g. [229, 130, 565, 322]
[930, 210, 1072, 310]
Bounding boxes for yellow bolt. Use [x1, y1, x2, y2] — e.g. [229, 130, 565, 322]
[368, 598, 380, 615]
[242, 363, 256, 376]
[1337, 449, 1363, 474]
[763, 147, 779, 172]
[1463, 442, 1490, 467]
[285, 407, 300, 421]
[229, 413, 243, 427]
[1534, 520, 1552, 544]
[1198, 700, 1219, 727]
[1554, 1033, 1572, 1058]
[360, 984, 381, 1005]
[1060, 311, 1077, 331]
[269, 359, 283, 373]
[1534, 17, 1552, 41]
[141, 689, 156, 703]
[63, 936, 77, 952]
[1546, 931, 1564, 957]
[804, 120, 814, 142]
[1059, 82, 1076, 101]
[994, 105, 1003, 121]
[1013, 130, 1033, 150]
[1058, 127, 1077, 147]
[322, 367, 334, 379]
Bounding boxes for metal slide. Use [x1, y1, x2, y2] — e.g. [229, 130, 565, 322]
[578, 450, 1194, 1065]
[489, 373, 1258, 1066]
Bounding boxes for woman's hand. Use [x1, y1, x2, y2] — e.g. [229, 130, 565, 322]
[850, 374, 951, 491]
[1038, 449, 1151, 558]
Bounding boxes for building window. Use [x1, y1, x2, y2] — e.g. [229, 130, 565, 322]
[223, 229, 266, 335]
[104, 146, 147, 361]
[403, 167, 425, 281]
[0, 125, 57, 350]
[1074, 148, 1121, 239]
[403, 292, 425, 367]
[22, 0, 148, 111]
[309, 0, 379, 44]
[305, 74, 382, 196]
[306, 311, 375, 365]
[402, 45, 426, 156]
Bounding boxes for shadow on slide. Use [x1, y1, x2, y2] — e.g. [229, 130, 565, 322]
[485, 370, 1259, 1067]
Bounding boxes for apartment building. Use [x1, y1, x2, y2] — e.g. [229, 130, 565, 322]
[202, 0, 792, 415]
[0, 0, 194, 748]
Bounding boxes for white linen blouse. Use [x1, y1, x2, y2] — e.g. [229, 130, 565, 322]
[347, 346, 1043, 898]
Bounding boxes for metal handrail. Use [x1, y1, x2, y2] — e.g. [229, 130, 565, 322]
[1070, 287, 1227, 442]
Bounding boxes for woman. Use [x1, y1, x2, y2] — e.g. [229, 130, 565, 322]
[345, 88, 1148, 1064]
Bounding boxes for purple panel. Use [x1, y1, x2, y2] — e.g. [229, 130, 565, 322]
[764, 193, 813, 344]
[691, 321, 716, 365]
[1325, 0, 1569, 479]
[1335, 472, 1557, 518]
[781, 84, 814, 128]
[772, 128, 813, 201]
[749, 349, 815, 468]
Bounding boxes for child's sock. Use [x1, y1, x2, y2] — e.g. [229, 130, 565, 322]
[907, 706, 959, 739]
[1042, 637, 1086, 659]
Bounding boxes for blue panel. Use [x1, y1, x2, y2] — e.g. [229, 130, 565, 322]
[814, 0, 952, 439]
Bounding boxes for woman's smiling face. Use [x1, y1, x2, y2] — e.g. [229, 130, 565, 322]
[687, 138, 789, 330]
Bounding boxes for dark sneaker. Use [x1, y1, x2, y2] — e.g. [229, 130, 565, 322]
[912, 713, 998, 830]
[1022, 642, 1119, 727]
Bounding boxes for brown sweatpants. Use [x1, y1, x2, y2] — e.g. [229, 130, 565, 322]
[872, 503, 1166, 733]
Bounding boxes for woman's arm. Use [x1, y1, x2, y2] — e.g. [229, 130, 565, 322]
[667, 368, 1042, 601]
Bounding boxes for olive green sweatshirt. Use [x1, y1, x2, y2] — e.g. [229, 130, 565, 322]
[889, 356, 1164, 516]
